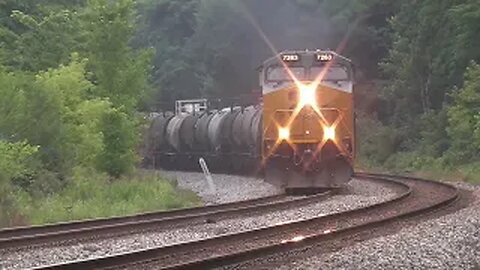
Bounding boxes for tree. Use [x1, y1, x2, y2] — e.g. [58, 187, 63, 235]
[83, 0, 152, 112]
[0, 54, 129, 178]
[0, 1, 85, 71]
[319, 0, 399, 80]
[134, 0, 202, 106]
[382, 1, 462, 120]
[451, 0, 480, 67]
[97, 107, 137, 178]
[447, 62, 480, 162]
[7, 10, 82, 71]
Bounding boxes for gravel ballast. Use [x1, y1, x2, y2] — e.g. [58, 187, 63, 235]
[276, 182, 480, 270]
[162, 171, 283, 204]
[0, 175, 397, 270]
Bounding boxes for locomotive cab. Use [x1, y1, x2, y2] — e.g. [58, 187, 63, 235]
[260, 50, 355, 192]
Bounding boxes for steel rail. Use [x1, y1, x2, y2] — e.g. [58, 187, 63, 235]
[0, 194, 288, 240]
[1, 190, 336, 249]
[171, 173, 457, 270]
[30, 173, 459, 270]
[0, 194, 284, 248]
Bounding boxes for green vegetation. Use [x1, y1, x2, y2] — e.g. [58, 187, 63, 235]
[349, 0, 480, 183]
[0, 0, 198, 228]
[15, 169, 200, 225]
[0, 141, 38, 225]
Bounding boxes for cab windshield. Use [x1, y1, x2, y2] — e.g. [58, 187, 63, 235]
[266, 65, 350, 82]
[310, 66, 349, 81]
[266, 66, 305, 81]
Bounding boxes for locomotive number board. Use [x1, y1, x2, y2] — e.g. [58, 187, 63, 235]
[281, 52, 335, 62]
[281, 53, 300, 62]
[316, 53, 334, 62]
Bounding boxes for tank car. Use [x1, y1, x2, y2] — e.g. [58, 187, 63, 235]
[146, 99, 262, 173]
[260, 50, 355, 191]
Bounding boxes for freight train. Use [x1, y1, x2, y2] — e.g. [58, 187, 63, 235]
[145, 50, 355, 193]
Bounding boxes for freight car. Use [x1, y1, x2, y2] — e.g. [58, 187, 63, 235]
[145, 50, 355, 193]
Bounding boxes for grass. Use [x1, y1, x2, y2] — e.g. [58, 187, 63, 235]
[409, 162, 480, 184]
[12, 168, 201, 226]
[356, 154, 480, 184]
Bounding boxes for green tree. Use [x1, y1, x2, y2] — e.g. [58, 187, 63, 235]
[451, 0, 480, 66]
[84, 0, 152, 112]
[0, 1, 85, 70]
[319, 0, 399, 80]
[7, 10, 83, 71]
[0, 68, 66, 171]
[135, 0, 200, 106]
[447, 62, 480, 162]
[97, 108, 137, 178]
[0, 56, 116, 176]
[382, 1, 461, 121]
[373, 0, 468, 158]
[0, 66, 29, 137]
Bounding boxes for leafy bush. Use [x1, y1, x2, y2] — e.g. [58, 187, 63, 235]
[0, 54, 145, 179]
[0, 140, 38, 227]
[97, 108, 138, 178]
[459, 162, 480, 183]
[356, 115, 401, 166]
[0, 141, 38, 180]
[417, 110, 450, 158]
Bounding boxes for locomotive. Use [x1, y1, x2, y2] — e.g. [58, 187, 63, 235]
[145, 50, 355, 193]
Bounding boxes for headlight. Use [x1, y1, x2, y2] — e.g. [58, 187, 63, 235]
[324, 126, 335, 141]
[278, 127, 290, 140]
[298, 84, 317, 107]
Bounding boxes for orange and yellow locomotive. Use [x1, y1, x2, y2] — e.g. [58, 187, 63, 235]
[260, 50, 355, 191]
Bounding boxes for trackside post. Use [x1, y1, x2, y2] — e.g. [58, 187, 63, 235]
[199, 157, 216, 194]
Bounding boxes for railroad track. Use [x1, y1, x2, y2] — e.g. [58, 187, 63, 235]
[24, 173, 458, 270]
[0, 188, 336, 250]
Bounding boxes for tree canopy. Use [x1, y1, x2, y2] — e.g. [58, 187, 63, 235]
[0, 0, 151, 191]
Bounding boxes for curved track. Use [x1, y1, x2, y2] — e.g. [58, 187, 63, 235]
[27, 173, 458, 270]
[0, 190, 336, 250]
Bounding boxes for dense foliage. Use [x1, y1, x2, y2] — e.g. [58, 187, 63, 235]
[358, 0, 480, 179]
[447, 62, 480, 162]
[0, 0, 164, 226]
[0, 0, 149, 178]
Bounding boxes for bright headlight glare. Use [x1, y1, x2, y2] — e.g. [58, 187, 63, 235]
[298, 84, 317, 107]
[278, 127, 290, 140]
[324, 126, 336, 141]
